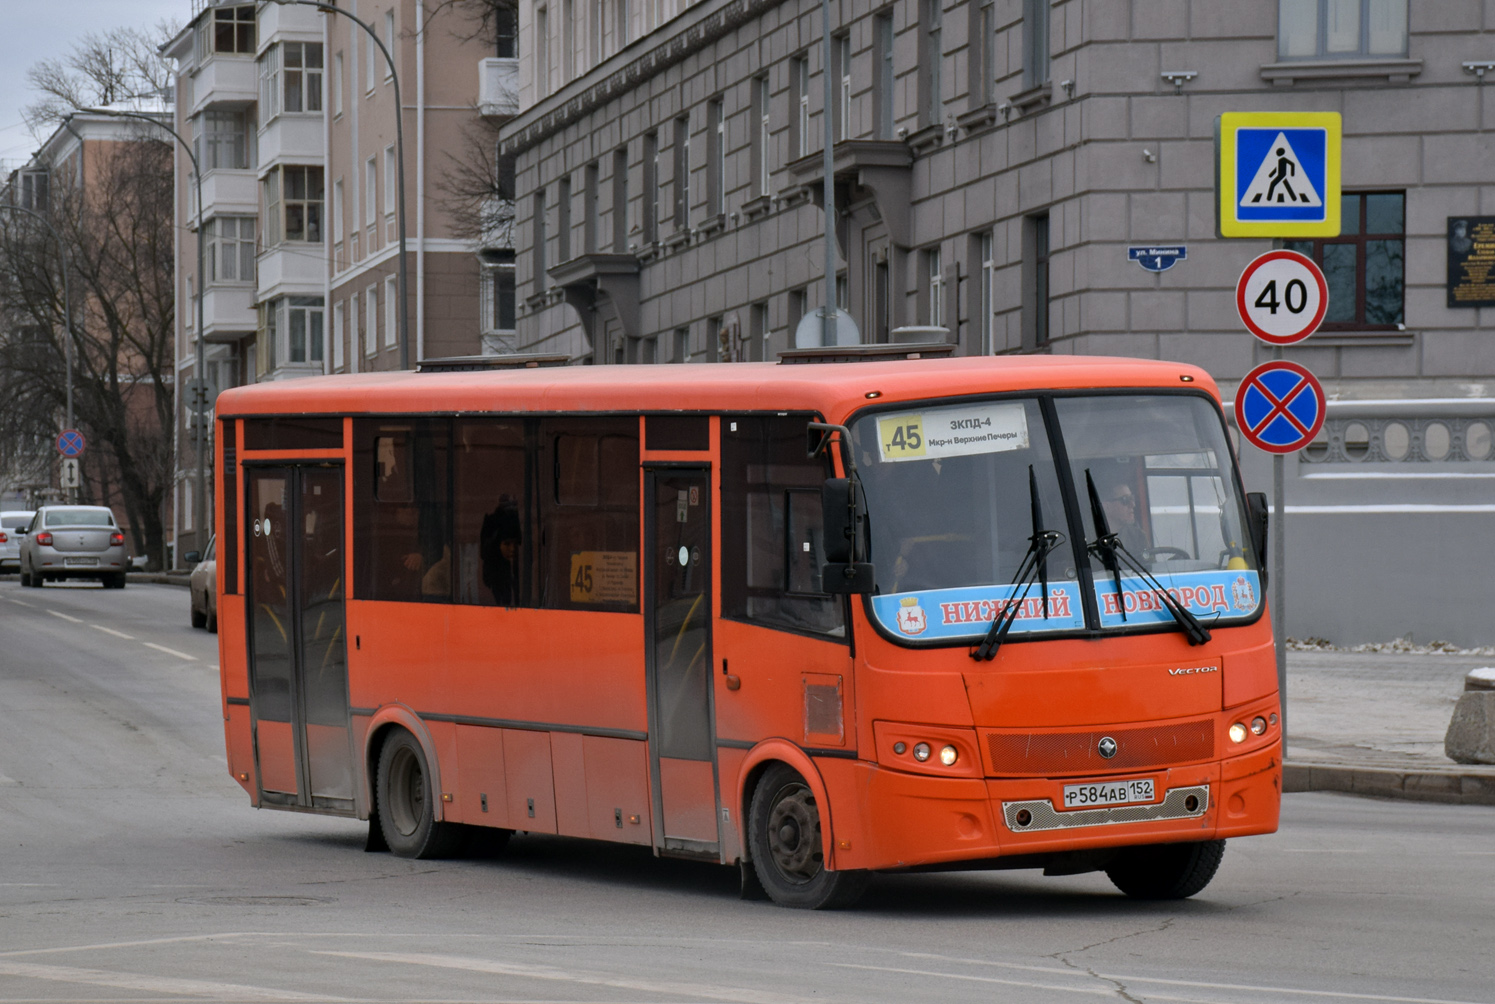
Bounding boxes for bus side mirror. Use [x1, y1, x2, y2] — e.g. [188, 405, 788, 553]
[821, 477, 875, 594]
[1246, 492, 1269, 569]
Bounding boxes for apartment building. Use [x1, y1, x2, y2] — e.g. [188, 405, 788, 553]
[501, 0, 1495, 644]
[163, 0, 516, 560]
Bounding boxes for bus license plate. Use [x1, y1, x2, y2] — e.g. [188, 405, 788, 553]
[1062, 778, 1154, 809]
[65, 557, 99, 567]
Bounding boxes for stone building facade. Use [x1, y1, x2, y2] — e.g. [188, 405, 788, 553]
[503, 0, 1495, 644]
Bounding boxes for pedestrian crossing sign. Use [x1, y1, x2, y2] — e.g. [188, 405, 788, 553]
[1217, 112, 1341, 238]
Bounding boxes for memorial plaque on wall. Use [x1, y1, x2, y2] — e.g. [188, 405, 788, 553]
[1447, 217, 1495, 307]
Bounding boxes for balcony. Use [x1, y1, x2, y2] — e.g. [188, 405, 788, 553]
[258, 116, 324, 166]
[479, 58, 519, 117]
[257, 242, 325, 302]
[199, 285, 257, 343]
[190, 56, 256, 115]
[193, 169, 257, 220]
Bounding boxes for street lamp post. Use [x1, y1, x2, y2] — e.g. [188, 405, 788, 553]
[0, 203, 76, 497]
[267, 0, 412, 371]
[81, 107, 207, 563]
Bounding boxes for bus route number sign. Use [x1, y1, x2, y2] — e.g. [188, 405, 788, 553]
[569, 550, 638, 605]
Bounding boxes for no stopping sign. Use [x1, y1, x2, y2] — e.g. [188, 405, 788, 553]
[1236, 250, 1328, 345]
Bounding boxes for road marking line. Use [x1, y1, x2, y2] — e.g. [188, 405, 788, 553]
[0, 961, 350, 1001]
[894, 952, 1495, 1004]
[311, 951, 817, 1004]
[91, 625, 135, 640]
[833, 963, 1112, 997]
[46, 610, 83, 624]
[141, 642, 194, 661]
[6, 598, 33, 608]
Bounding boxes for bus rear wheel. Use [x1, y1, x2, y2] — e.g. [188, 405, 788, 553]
[376, 729, 465, 859]
[1105, 839, 1225, 900]
[748, 764, 868, 909]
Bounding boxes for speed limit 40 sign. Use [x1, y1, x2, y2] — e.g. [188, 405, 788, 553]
[1235, 249, 1328, 345]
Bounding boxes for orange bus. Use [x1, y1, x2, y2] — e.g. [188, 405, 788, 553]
[214, 349, 1280, 908]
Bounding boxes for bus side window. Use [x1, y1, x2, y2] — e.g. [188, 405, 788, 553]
[453, 418, 533, 607]
[538, 417, 640, 611]
[354, 419, 451, 602]
[721, 414, 845, 640]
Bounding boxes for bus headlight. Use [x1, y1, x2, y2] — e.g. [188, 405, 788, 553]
[939, 745, 958, 766]
[912, 742, 931, 762]
[1228, 722, 1248, 744]
[1251, 716, 1268, 736]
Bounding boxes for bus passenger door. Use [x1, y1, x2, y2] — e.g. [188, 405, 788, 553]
[245, 465, 355, 813]
[645, 467, 721, 857]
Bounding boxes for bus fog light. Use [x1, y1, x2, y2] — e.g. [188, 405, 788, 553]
[939, 745, 958, 766]
[893, 741, 906, 755]
[1251, 716, 1268, 736]
[1228, 722, 1247, 744]
[913, 742, 931, 762]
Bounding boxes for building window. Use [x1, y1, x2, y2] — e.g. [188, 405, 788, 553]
[384, 9, 396, 79]
[922, 0, 942, 127]
[788, 287, 807, 342]
[792, 56, 810, 158]
[835, 34, 851, 142]
[366, 23, 378, 91]
[495, 3, 518, 58]
[585, 161, 600, 252]
[874, 13, 894, 140]
[1026, 212, 1050, 350]
[558, 174, 572, 260]
[384, 146, 397, 237]
[207, 217, 256, 284]
[673, 114, 690, 230]
[333, 178, 344, 243]
[193, 110, 250, 171]
[287, 296, 325, 364]
[563, 0, 576, 80]
[211, 5, 255, 55]
[1023, 0, 1050, 89]
[19, 170, 48, 212]
[971, 0, 995, 107]
[979, 231, 995, 354]
[1278, 0, 1407, 59]
[333, 300, 345, 370]
[366, 286, 380, 357]
[263, 166, 324, 244]
[536, 6, 549, 97]
[708, 98, 725, 217]
[925, 247, 944, 328]
[673, 326, 690, 363]
[1285, 191, 1404, 329]
[385, 276, 398, 348]
[483, 250, 518, 333]
[612, 147, 629, 252]
[334, 52, 344, 116]
[260, 42, 323, 117]
[754, 75, 771, 197]
[749, 301, 768, 361]
[643, 131, 658, 243]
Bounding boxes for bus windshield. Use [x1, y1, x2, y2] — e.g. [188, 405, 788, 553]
[850, 393, 1261, 644]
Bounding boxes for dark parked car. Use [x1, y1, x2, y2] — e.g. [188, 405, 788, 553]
[19, 505, 128, 588]
[188, 537, 217, 632]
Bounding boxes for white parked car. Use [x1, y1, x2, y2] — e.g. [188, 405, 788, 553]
[0, 510, 35, 572]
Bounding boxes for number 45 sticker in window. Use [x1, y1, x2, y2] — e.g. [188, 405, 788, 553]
[1235, 249, 1329, 345]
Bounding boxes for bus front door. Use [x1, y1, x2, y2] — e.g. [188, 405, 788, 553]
[645, 467, 721, 857]
[245, 465, 355, 814]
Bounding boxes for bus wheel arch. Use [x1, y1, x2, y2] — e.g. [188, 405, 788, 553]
[363, 707, 447, 825]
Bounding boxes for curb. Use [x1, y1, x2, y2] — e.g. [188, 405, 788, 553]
[127, 573, 191, 587]
[1284, 760, 1495, 806]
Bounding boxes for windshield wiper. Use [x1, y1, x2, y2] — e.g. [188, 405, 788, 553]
[1083, 470, 1211, 646]
[972, 466, 1065, 662]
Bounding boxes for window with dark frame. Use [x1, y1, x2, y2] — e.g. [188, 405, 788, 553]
[1284, 191, 1404, 329]
[673, 115, 690, 230]
[1023, 0, 1050, 89]
[922, 0, 942, 127]
[215, 5, 256, 54]
[874, 13, 894, 140]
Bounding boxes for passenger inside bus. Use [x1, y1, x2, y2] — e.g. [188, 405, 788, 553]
[480, 503, 524, 606]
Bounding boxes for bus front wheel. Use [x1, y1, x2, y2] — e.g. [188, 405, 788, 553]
[1105, 839, 1225, 900]
[376, 729, 465, 859]
[747, 764, 868, 909]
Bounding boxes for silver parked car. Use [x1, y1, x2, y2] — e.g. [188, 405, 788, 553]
[0, 510, 35, 571]
[19, 505, 129, 588]
[188, 536, 217, 632]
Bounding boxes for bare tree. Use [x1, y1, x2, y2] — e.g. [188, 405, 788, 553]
[421, 0, 517, 49]
[23, 22, 178, 137]
[434, 115, 516, 247]
[0, 130, 175, 567]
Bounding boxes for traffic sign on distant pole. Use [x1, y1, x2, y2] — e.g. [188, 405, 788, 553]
[1236, 250, 1328, 345]
[56, 429, 86, 458]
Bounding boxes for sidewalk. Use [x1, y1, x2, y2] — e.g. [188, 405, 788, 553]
[1284, 645, 1495, 805]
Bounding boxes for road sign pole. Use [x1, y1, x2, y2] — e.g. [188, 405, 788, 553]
[1272, 345, 1287, 733]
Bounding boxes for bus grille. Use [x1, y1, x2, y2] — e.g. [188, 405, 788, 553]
[983, 720, 1215, 776]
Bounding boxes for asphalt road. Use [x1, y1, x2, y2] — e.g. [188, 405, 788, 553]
[1, 579, 1493, 1004]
